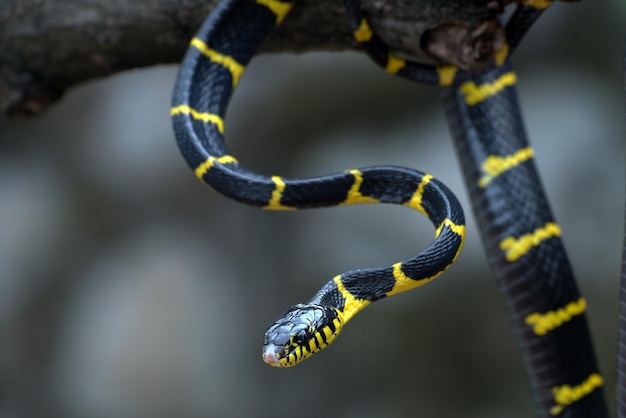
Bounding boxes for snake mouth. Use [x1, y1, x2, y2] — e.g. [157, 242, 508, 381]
[262, 343, 285, 367]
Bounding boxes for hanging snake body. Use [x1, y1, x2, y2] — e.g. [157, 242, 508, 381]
[171, 0, 464, 369]
[444, 62, 607, 417]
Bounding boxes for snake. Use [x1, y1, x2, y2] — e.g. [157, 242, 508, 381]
[170, 0, 609, 417]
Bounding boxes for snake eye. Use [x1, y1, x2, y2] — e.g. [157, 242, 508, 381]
[292, 330, 308, 346]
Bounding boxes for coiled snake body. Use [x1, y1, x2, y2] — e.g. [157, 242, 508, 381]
[170, 0, 609, 416]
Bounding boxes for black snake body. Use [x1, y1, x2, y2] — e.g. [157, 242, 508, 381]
[444, 62, 607, 417]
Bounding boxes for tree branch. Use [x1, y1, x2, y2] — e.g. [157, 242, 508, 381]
[0, 0, 499, 115]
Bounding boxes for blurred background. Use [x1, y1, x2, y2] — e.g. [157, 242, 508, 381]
[0, 2, 624, 417]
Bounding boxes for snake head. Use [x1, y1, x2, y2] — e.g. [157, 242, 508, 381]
[262, 304, 343, 367]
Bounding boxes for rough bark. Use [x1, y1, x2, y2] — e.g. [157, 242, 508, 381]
[0, 0, 500, 115]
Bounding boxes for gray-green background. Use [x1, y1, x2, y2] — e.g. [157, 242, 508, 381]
[1, 2, 623, 417]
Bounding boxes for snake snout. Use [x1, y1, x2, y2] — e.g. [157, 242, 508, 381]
[262, 343, 285, 367]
